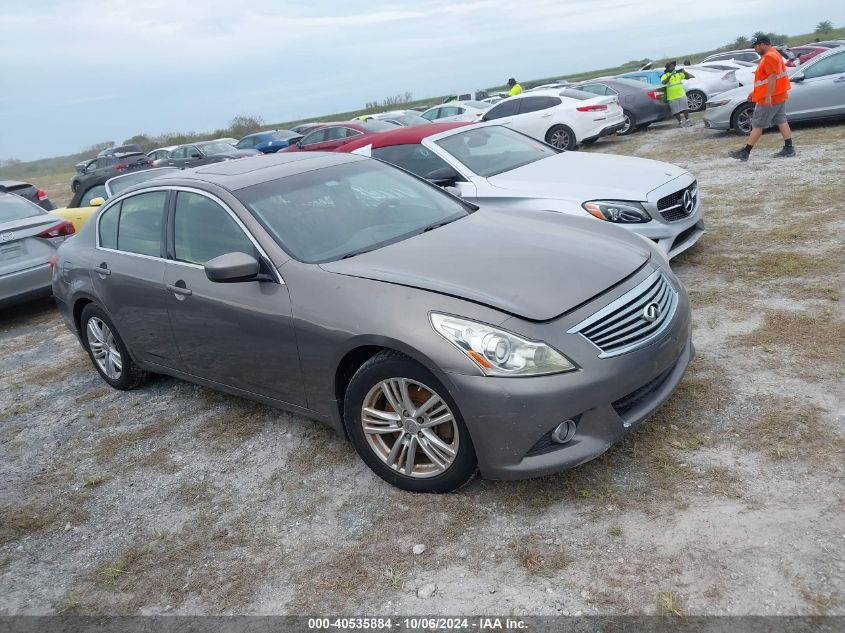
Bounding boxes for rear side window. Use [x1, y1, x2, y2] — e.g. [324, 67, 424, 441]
[237, 137, 255, 149]
[803, 51, 845, 78]
[518, 96, 562, 114]
[99, 203, 119, 249]
[0, 194, 42, 221]
[116, 191, 166, 257]
[484, 99, 519, 120]
[173, 192, 255, 265]
[421, 108, 440, 121]
[578, 84, 610, 96]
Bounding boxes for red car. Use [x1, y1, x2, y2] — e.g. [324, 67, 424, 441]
[280, 120, 399, 153]
[786, 46, 828, 67]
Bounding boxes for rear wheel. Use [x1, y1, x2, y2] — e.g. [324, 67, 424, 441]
[731, 103, 755, 136]
[343, 350, 477, 493]
[687, 90, 706, 113]
[618, 109, 638, 135]
[81, 304, 148, 390]
[545, 125, 577, 151]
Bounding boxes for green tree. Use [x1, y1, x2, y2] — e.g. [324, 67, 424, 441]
[732, 36, 750, 49]
[228, 115, 265, 138]
[815, 20, 833, 34]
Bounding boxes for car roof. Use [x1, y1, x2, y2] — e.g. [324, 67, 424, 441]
[117, 152, 366, 194]
[0, 180, 31, 188]
[339, 122, 469, 151]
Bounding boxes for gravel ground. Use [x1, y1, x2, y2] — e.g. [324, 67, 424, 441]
[1, 115, 843, 616]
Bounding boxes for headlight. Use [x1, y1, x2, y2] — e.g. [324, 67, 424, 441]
[582, 200, 651, 223]
[430, 313, 576, 377]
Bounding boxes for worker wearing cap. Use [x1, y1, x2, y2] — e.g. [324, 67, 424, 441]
[661, 61, 695, 127]
[730, 35, 794, 161]
[506, 78, 523, 97]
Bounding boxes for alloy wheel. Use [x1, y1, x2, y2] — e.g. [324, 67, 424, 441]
[619, 114, 632, 135]
[687, 92, 704, 112]
[737, 106, 753, 135]
[361, 377, 459, 479]
[548, 129, 571, 150]
[86, 317, 122, 380]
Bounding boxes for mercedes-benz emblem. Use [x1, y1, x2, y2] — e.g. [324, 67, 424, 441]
[0, 232, 14, 243]
[682, 189, 694, 214]
[643, 302, 661, 322]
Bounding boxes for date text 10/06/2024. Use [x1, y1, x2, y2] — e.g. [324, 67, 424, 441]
[307, 617, 528, 630]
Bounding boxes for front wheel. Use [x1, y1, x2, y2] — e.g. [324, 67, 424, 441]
[687, 90, 706, 113]
[545, 124, 577, 151]
[343, 350, 477, 493]
[618, 109, 638, 135]
[731, 103, 755, 136]
[81, 304, 149, 390]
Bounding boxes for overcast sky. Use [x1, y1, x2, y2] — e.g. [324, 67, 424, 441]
[0, 0, 840, 161]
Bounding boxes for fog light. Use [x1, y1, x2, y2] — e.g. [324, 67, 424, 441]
[551, 419, 577, 444]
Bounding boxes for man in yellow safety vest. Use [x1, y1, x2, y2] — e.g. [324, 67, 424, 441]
[507, 78, 523, 97]
[661, 61, 695, 127]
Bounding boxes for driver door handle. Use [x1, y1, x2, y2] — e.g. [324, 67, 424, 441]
[166, 283, 192, 297]
[96, 263, 111, 276]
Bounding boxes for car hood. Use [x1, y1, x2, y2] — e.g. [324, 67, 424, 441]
[707, 84, 749, 103]
[320, 208, 650, 321]
[486, 152, 688, 202]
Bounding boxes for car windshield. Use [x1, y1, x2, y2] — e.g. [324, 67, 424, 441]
[238, 160, 470, 264]
[360, 120, 401, 132]
[435, 126, 557, 177]
[198, 142, 236, 155]
[0, 194, 43, 222]
[107, 168, 179, 196]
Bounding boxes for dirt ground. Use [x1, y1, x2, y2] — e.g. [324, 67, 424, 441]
[1, 115, 843, 617]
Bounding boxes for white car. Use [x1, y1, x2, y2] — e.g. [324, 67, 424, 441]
[420, 101, 491, 123]
[477, 88, 625, 150]
[702, 49, 761, 64]
[344, 123, 704, 259]
[679, 66, 741, 110]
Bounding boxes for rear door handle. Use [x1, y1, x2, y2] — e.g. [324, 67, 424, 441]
[166, 283, 192, 297]
[540, 112, 552, 117]
[96, 263, 111, 276]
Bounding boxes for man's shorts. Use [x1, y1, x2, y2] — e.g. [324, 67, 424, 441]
[751, 102, 788, 129]
[668, 97, 688, 115]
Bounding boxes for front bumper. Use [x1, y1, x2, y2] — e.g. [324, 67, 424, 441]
[446, 269, 693, 480]
[702, 103, 735, 130]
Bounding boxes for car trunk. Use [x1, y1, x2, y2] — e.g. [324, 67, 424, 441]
[0, 215, 62, 276]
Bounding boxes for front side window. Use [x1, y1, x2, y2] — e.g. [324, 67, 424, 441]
[436, 126, 557, 178]
[372, 144, 459, 180]
[238, 160, 470, 263]
[116, 191, 166, 257]
[173, 192, 256, 265]
[421, 108, 440, 121]
[803, 52, 845, 79]
[236, 137, 255, 149]
[301, 129, 329, 145]
[170, 147, 187, 159]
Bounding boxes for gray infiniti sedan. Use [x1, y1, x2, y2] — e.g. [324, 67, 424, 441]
[53, 152, 693, 493]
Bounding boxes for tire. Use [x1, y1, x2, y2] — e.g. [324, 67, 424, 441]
[636, 123, 651, 131]
[580, 138, 597, 146]
[80, 303, 149, 390]
[618, 109, 638, 135]
[687, 90, 706, 113]
[343, 350, 477, 493]
[731, 103, 755, 136]
[545, 124, 577, 151]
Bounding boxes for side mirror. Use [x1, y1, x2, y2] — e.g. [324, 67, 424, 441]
[89, 197, 105, 207]
[425, 167, 460, 188]
[792, 72, 805, 82]
[189, 152, 202, 159]
[204, 252, 260, 283]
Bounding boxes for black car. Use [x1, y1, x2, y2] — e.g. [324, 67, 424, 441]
[71, 152, 152, 192]
[156, 141, 259, 168]
[571, 78, 672, 135]
[0, 180, 55, 211]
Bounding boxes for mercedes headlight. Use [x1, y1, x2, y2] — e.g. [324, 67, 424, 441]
[583, 200, 651, 223]
[430, 313, 576, 377]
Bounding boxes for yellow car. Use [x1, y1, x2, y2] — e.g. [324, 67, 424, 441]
[51, 198, 104, 232]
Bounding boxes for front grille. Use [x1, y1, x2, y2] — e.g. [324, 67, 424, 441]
[612, 362, 677, 419]
[567, 270, 678, 358]
[658, 181, 698, 221]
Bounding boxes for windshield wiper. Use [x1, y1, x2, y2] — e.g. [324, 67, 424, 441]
[422, 218, 458, 233]
[340, 247, 375, 260]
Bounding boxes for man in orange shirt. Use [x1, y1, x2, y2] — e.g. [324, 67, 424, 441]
[729, 35, 794, 161]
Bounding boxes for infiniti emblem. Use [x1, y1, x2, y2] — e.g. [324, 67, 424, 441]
[643, 302, 661, 322]
[682, 189, 694, 214]
[0, 231, 14, 243]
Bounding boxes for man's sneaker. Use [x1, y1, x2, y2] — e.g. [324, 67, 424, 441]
[773, 145, 796, 157]
[684, 119, 695, 127]
[729, 148, 750, 161]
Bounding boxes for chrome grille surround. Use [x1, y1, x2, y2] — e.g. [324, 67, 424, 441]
[567, 270, 678, 358]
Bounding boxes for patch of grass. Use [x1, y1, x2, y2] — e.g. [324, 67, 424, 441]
[0, 496, 89, 545]
[76, 386, 113, 404]
[509, 534, 572, 576]
[382, 563, 411, 590]
[792, 285, 841, 302]
[83, 474, 109, 488]
[699, 466, 744, 499]
[56, 597, 81, 613]
[0, 401, 31, 421]
[736, 308, 844, 364]
[743, 399, 844, 466]
[656, 590, 685, 616]
[283, 426, 354, 473]
[801, 589, 836, 616]
[608, 525, 624, 538]
[192, 403, 268, 447]
[95, 419, 171, 462]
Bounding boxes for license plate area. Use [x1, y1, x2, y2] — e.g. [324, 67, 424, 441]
[0, 241, 25, 262]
